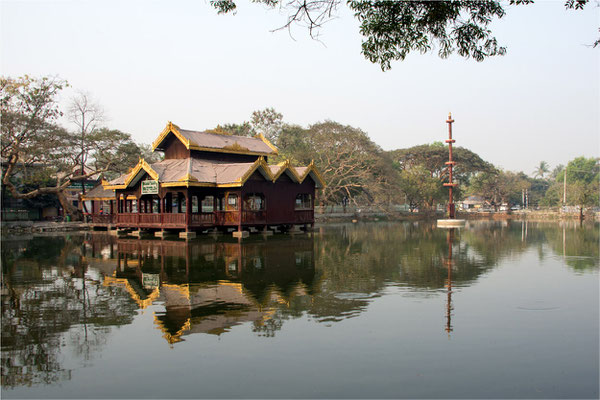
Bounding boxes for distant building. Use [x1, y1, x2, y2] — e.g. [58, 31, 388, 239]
[459, 195, 486, 211]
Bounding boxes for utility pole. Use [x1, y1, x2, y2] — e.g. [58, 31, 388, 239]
[563, 167, 567, 206]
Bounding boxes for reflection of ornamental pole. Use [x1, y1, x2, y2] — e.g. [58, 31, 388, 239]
[443, 113, 458, 219]
[445, 228, 454, 336]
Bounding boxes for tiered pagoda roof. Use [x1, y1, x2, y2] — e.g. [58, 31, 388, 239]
[152, 122, 278, 155]
[104, 122, 324, 190]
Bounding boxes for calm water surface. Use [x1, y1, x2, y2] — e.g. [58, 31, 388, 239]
[1, 221, 598, 399]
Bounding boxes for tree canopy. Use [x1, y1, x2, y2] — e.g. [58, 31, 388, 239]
[1, 76, 157, 218]
[279, 120, 397, 205]
[210, 0, 597, 70]
[542, 156, 599, 209]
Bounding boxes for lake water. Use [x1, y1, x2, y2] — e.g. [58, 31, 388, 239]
[1, 221, 598, 399]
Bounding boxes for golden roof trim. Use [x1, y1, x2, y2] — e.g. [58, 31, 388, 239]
[179, 173, 198, 182]
[155, 315, 191, 345]
[152, 121, 190, 151]
[81, 196, 114, 201]
[270, 160, 301, 183]
[297, 161, 326, 188]
[103, 276, 160, 309]
[104, 184, 127, 190]
[257, 133, 279, 155]
[124, 159, 159, 187]
[153, 121, 277, 156]
[237, 157, 274, 184]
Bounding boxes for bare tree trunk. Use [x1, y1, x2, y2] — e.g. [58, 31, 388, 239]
[57, 190, 82, 221]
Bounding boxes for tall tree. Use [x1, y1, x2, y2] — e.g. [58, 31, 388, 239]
[550, 164, 564, 180]
[469, 169, 530, 210]
[251, 107, 283, 144]
[388, 142, 493, 207]
[533, 160, 550, 179]
[397, 166, 443, 211]
[220, 107, 284, 144]
[543, 156, 599, 216]
[1, 76, 143, 219]
[68, 91, 104, 212]
[211, 0, 598, 70]
[388, 142, 493, 182]
[282, 120, 396, 206]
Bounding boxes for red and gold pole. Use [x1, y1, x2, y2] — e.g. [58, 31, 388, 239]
[443, 113, 457, 219]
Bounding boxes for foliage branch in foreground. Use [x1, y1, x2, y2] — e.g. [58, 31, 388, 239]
[210, 0, 597, 70]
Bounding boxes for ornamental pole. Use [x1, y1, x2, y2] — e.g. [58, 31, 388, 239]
[443, 113, 457, 219]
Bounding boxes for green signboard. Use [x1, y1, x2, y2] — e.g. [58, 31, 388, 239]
[141, 180, 159, 195]
[142, 273, 160, 289]
[67, 182, 96, 190]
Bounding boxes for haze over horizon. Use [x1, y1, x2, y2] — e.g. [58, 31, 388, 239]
[1, 0, 598, 175]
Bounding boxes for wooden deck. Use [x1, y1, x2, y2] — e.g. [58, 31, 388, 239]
[88, 210, 314, 231]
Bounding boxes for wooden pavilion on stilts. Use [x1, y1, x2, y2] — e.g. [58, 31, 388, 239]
[83, 122, 325, 238]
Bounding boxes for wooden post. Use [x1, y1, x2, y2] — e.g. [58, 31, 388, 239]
[185, 189, 191, 231]
[238, 192, 243, 233]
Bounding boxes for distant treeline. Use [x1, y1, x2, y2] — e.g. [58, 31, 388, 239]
[219, 108, 599, 211]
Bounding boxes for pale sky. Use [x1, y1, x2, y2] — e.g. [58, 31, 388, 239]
[1, 0, 598, 174]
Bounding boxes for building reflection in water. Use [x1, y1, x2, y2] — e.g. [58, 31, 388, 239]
[94, 235, 316, 344]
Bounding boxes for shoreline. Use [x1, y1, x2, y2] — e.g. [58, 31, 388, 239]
[1, 210, 597, 236]
[315, 210, 600, 223]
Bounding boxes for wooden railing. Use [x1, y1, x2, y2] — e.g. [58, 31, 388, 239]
[139, 214, 162, 226]
[242, 210, 266, 224]
[117, 213, 186, 227]
[118, 213, 139, 225]
[214, 211, 240, 225]
[114, 209, 314, 228]
[190, 213, 214, 226]
[90, 214, 114, 224]
[162, 213, 186, 227]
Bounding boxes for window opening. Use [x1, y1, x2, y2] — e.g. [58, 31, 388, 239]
[202, 196, 215, 213]
[244, 194, 265, 211]
[227, 194, 238, 211]
[192, 196, 199, 213]
[295, 194, 312, 210]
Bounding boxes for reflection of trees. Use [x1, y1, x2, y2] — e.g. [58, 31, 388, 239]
[3, 221, 596, 381]
[460, 221, 543, 267]
[1, 236, 138, 388]
[543, 221, 599, 272]
[306, 221, 599, 323]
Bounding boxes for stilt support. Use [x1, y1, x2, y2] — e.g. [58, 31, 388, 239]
[288, 225, 303, 235]
[179, 231, 196, 239]
[233, 230, 249, 238]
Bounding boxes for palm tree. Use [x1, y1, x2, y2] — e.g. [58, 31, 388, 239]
[533, 161, 550, 179]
